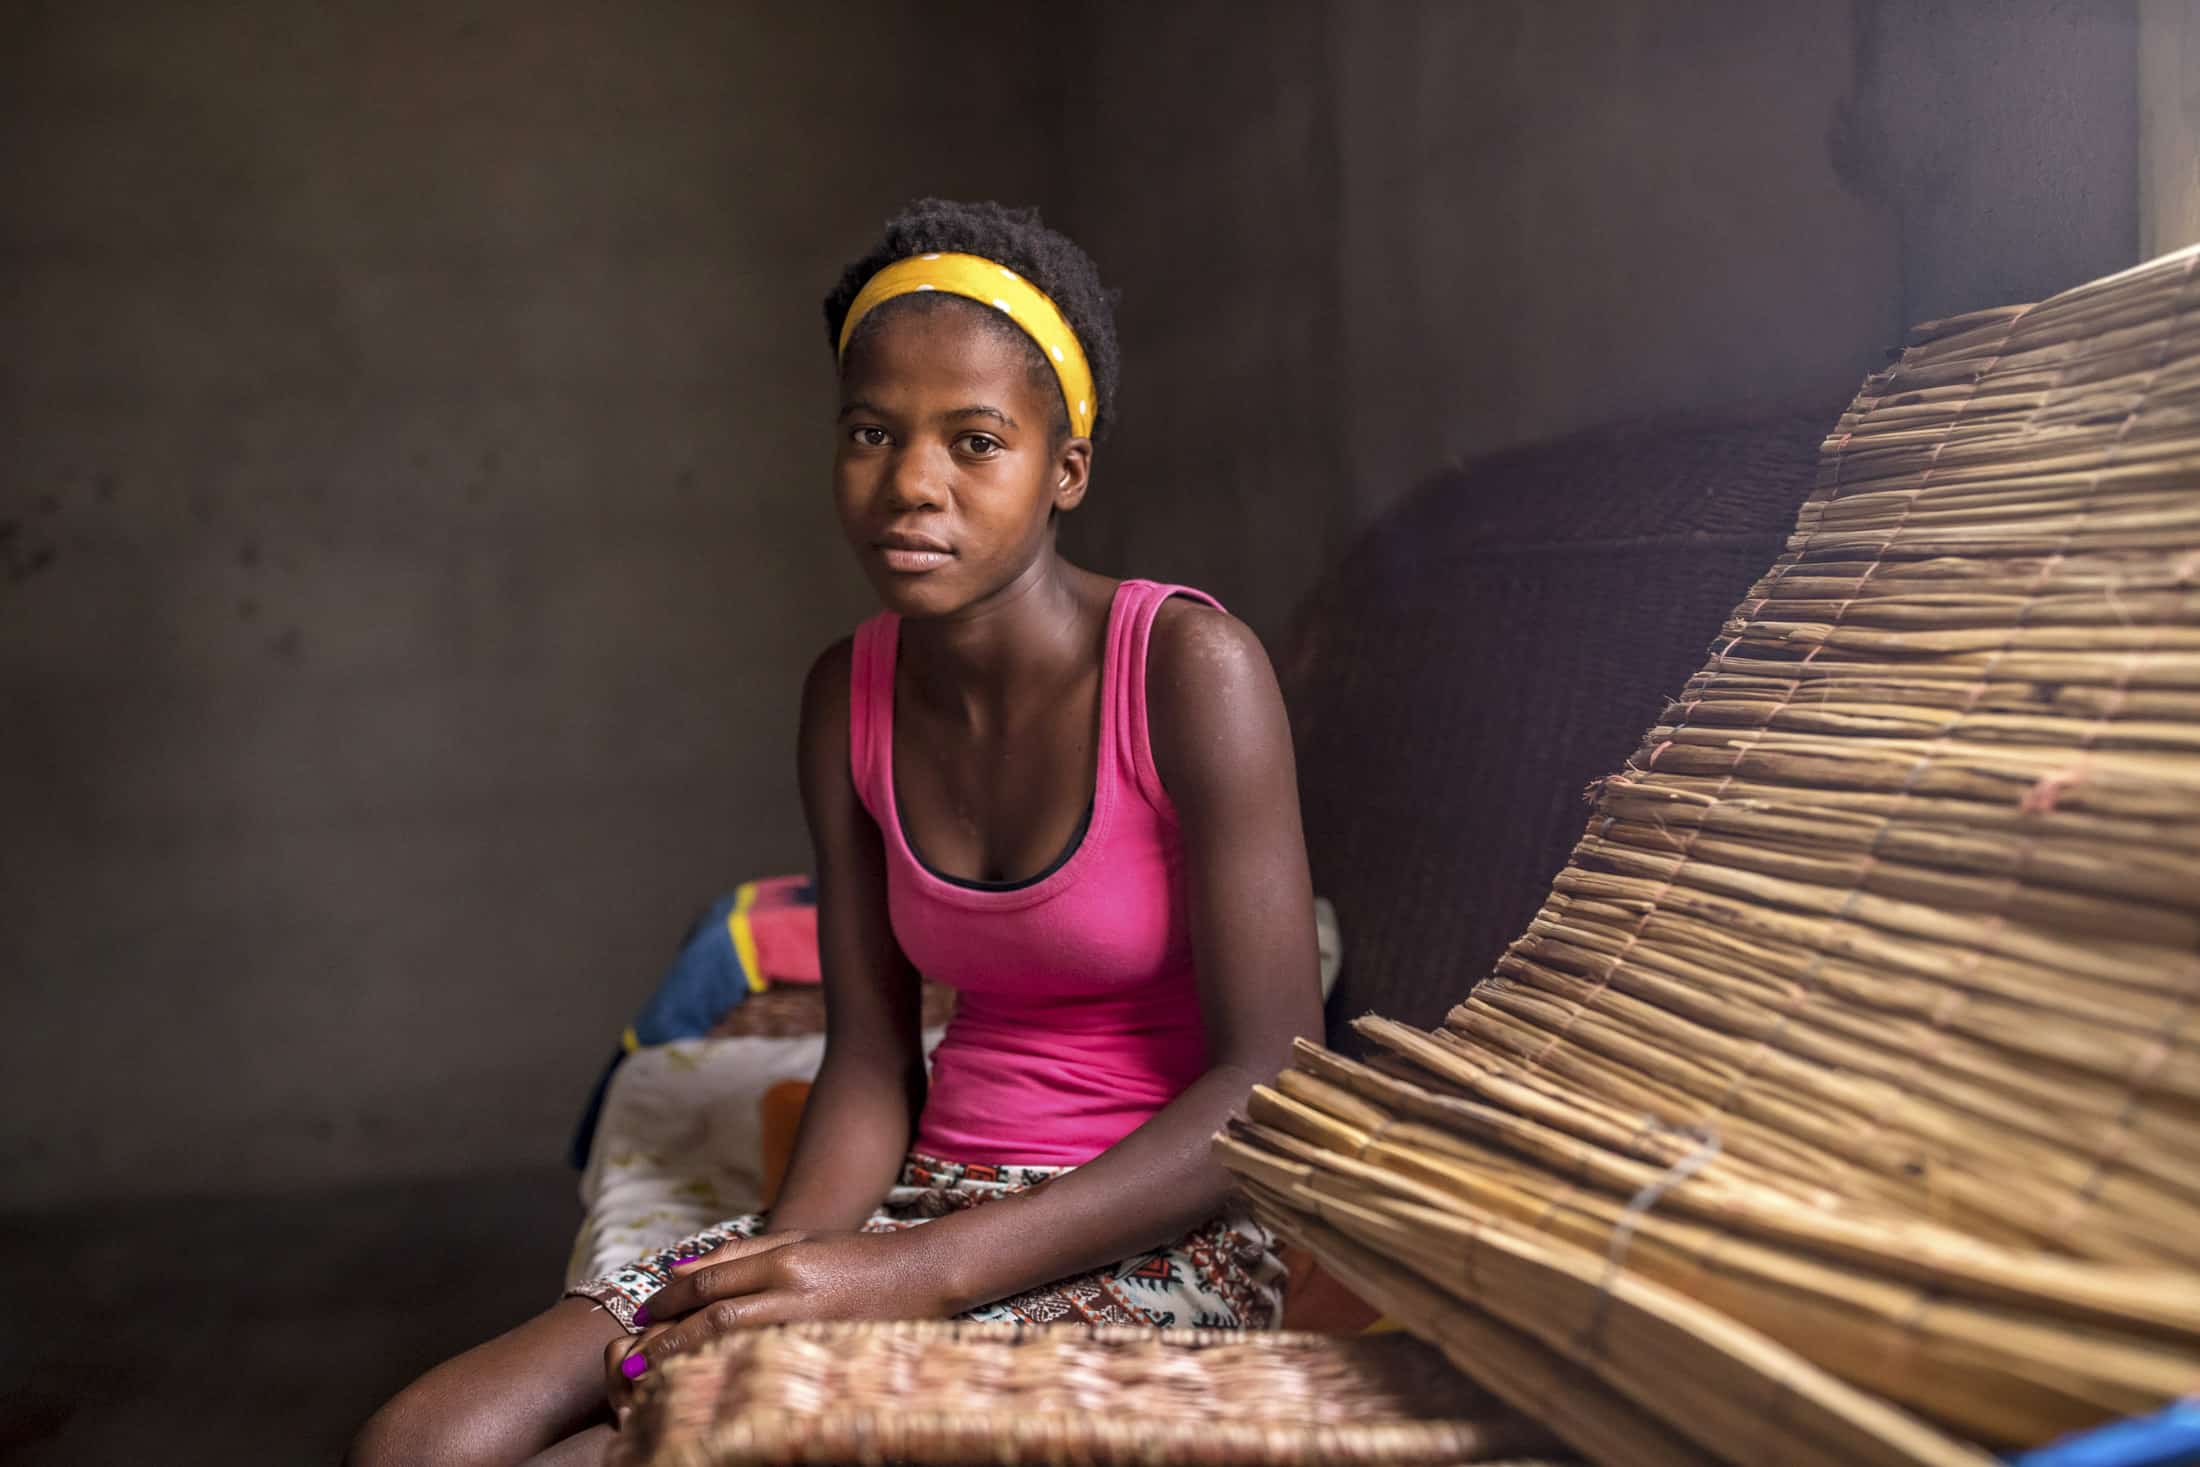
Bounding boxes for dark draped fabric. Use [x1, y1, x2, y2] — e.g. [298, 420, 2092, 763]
[1284, 407, 1843, 1047]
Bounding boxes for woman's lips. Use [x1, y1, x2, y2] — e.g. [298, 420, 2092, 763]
[878, 545, 953, 573]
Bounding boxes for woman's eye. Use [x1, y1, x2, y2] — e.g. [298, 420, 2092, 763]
[851, 426, 889, 447]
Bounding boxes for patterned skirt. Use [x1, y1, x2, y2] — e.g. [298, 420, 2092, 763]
[565, 1151, 1286, 1334]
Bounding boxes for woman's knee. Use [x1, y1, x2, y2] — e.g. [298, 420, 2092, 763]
[346, 1302, 622, 1467]
[346, 1373, 477, 1467]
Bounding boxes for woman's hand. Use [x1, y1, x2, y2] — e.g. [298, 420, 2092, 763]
[605, 1227, 961, 1397]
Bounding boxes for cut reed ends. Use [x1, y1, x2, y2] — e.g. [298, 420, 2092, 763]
[1222, 243, 2200, 1466]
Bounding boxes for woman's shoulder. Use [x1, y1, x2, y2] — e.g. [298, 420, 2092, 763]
[796, 633, 871, 817]
[1141, 591, 1289, 808]
[802, 633, 857, 705]
[1146, 590, 1268, 688]
[798, 633, 859, 755]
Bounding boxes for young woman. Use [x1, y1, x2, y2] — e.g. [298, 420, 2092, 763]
[349, 198, 1324, 1467]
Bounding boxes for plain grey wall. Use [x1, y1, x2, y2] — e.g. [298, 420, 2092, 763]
[3, 0, 2143, 1208]
[1, 1, 1058, 1206]
[1059, 0, 2139, 609]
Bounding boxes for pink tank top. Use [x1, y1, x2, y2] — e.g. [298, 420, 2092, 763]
[848, 579, 1220, 1166]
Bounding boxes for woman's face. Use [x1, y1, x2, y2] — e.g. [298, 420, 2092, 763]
[833, 299, 1089, 619]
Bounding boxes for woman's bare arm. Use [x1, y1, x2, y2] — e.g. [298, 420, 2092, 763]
[763, 637, 929, 1234]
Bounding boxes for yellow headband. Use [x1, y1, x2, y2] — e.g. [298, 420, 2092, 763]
[836, 252, 1096, 439]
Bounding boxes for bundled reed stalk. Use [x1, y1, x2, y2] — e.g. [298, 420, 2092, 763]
[1222, 244, 2200, 1466]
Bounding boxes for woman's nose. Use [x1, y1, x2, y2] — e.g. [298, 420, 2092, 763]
[883, 445, 946, 510]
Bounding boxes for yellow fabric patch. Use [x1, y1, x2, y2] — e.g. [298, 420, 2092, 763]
[727, 881, 769, 994]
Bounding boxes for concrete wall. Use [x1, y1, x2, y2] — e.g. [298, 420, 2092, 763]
[2142, 0, 2200, 254]
[1850, 0, 2139, 326]
[1051, 2, 1348, 642]
[1, 1, 1053, 1206]
[1064, 0, 2139, 576]
[1327, 0, 1902, 532]
[3, 0, 2149, 1207]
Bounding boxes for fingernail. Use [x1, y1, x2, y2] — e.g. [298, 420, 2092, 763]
[632, 1305, 651, 1326]
[621, 1352, 650, 1380]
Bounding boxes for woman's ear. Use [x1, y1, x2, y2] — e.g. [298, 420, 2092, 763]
[1052, 437, 1093, 514]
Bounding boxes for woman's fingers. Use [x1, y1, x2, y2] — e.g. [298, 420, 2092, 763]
[667, 1229, 803, 1277]
[636, 1253, 769, 1324]
[605, 1331, 636, 1399]
[623, 1291, 798, 1379]
[604, 1322, 672, 1409]
[638, 1237, 799, 1324]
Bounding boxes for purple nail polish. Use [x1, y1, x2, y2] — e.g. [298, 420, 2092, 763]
[621, 1352, 650, 1380]
[632, 1305, 651, 1326]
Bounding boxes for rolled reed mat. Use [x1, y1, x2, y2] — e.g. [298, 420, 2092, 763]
[1222, 243, 2200, 1466]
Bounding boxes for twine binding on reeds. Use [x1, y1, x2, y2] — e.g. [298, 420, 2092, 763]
[1220, 243, 2200, 1467]
[1578, 1123, 1720, 1351]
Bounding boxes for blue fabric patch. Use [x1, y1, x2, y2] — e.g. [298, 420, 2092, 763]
[2006, 1400, 2200, 1467]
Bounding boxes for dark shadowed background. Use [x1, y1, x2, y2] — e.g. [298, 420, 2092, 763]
[2, 2, 2187, 1460]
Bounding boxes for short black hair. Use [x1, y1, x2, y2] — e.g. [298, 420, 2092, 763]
[822, 198, 1121, 442]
